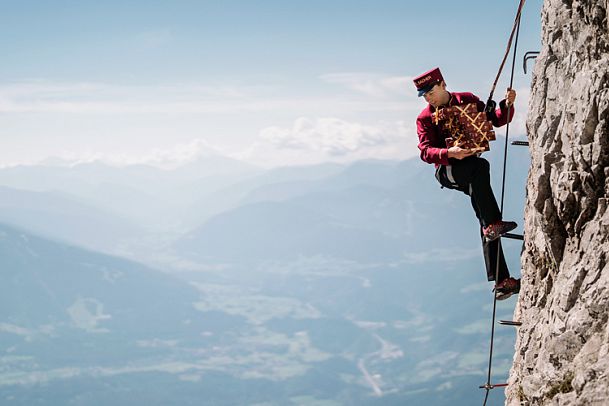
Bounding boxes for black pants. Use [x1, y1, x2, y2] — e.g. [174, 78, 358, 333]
[435, 156, 510, 282]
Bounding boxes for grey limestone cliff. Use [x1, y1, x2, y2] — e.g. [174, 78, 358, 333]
[506, 0, 609, 405]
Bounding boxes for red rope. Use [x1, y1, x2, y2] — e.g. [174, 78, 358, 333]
[487, 0, 527, 103]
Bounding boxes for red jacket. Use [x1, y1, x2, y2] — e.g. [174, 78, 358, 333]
[416, 92, 514, 166]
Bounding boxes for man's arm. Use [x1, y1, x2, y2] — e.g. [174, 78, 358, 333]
[417, 116, 450, 165]
[491, 88, 516, 127]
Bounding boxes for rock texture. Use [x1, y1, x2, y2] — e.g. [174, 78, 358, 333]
[506, 0, 609, 405]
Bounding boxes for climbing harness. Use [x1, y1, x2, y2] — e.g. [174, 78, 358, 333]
[481, 0, 527, 405]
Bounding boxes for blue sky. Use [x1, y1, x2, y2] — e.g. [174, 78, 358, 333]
[0, 0, 543, 168]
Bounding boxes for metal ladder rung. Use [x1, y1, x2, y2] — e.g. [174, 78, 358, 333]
[511, 140, 529, 146]
[523, 51, 540, 74]
[479, 383, 508, 390]
[499, 320, 522, 326]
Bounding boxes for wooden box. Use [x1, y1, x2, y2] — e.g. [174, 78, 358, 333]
[434, 103, 496, 151]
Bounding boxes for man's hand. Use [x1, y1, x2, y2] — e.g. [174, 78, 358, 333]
[505, 88, 517, 107]
[447, 146, 482, 160]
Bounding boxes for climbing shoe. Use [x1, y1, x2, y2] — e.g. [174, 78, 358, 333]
[494, 277, 520, 301]
[483, 220, 517, 242]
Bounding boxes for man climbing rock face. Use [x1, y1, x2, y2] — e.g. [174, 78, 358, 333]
[414, 67, 520, 300]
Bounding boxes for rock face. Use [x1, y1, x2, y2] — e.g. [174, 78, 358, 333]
[506, 0, 609, 405]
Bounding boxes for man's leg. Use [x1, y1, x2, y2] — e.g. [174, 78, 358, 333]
[482, 231, 511, 282]
[448, 157, 511, 282]
[451, 157, 502, 227]
[469, 185, 511, 282]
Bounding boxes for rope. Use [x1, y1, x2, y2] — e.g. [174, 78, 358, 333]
[487, 0, 527, 104]
[482, 1, 525, 404]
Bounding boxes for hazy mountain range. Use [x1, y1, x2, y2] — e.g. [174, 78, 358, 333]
[0, 141, 529, 405]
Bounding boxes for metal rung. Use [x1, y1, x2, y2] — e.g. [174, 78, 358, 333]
[511, 140, 529, 146]
[499, 320, 522, 326]
[523, 51, 540, 74]
[479, 383, 509, 390]
[503, 233, 524, 240]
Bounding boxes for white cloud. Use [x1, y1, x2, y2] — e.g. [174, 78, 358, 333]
[0, 81, 259, 114]
[26, 138, 229, 169]
[511, 86, 530, 136]
[402, 247, 480, 264]
[453, 319, 488, 335]
[436, 381, 454, 391]
[321, 72, 412, 99]
[235, 117, 419, 167]
[67, 297, 111, 333]
[0, 76, 426, 168]
[0, 322, 31, 336]
[0, 80, 415, 115]
[99, 138, 228, 168]
[260, 117, 398, 155]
